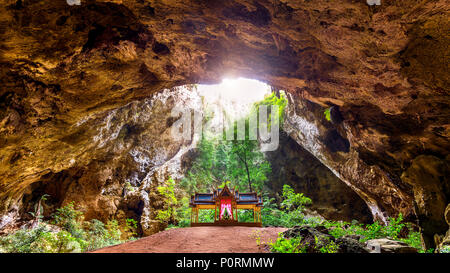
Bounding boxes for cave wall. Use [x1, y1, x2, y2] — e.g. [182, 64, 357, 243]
[0, 0, 448, 247]
[265, 132, 372, 223]
[1, 86, 202, 235]
[283, 93, 448, 248]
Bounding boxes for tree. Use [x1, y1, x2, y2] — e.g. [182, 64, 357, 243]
[156, 177, 178, 224]
[252, 91, 287, 129]
[180, 91, 287, 193]
[180, 137, 230, 193]
[228, 138, 270, 192]
[180, 135, 270, 193]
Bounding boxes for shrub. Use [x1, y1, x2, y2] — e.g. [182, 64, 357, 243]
[324, 214, 409, 242]
[270, 235, 305, 253]
[237, 209, 254, 223]
[316, 236, 339, 253]
[264, 187, 424, 253]
[322, 213, 423, 251]
[0, 224, 86, 253]
[281, 184, 312, 211]
[198, 209, 215, 222]
[84, 219, 109, 251]
[32, 230, 86, 253]
[156, 177, 178, 223]
[0, 224, 50, 253]
[324, 108, 331, 121]
[253, 91, 288, 127]
[125, 218, 138, 239]
[105, 220, 122, 242]
[261, 196, 285, 227]
[52, 201, 85, 239]
[0, 202, 133, 253]
[174, 196, 191, 228]
[82, 219, 123, 251]
[261, 185, 313, 228]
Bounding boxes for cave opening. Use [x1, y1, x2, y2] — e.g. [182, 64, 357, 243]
[196, 77, 271, 116]
[14, 76, 373, 239]
[166, 78, 373, 225]
[193, 77, 272, 140]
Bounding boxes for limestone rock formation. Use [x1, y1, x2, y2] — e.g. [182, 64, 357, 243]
[401, 155, 449, 249]
[365, 238, 418, 253]
[265, 132, 372, 223]
[1, 86, 202, 235]
[435, 203, 450, 253]
[335, 235, 369, 253]
[0, 0, 448, 247]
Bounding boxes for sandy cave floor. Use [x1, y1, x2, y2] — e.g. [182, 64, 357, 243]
[92, 226, 287, 253]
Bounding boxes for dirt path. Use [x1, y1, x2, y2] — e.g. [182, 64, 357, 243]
[93, 226, 287, 253]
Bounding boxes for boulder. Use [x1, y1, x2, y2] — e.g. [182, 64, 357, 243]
[336, 235, 368, 253]
[282, 226, 369, 253]
[282, 226, 335, 253]
[365, 238, 417, 253]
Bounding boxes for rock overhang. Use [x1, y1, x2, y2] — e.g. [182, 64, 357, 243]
[0, 0, 448, 248]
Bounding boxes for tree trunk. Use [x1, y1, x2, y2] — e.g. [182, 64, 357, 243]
[236, 150, 253, 192]
[244, 161, 252, 192]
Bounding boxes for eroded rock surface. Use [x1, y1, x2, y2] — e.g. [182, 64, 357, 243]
[435, 203, 450, 253]
[281, 225, 371, 253]
[365, 238, 418, 253]
[0, 0, 448, 247]
[266, 132, 372, 223]
[1, 86, 202, 235]
[283, 92, 449, 248]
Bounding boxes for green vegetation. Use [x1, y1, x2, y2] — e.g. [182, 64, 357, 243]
[271, 236, 305, 253]
[29, 194, 48, 224]
[180, 134, 271, 194]
[270, 215, 424, 253]
[173, 91, 288, 226]
[323, 214, 410, 242]
[0, 89, 432, 254]
[198, 210, 215, 222]
[172, 196, 191, 228]
[173, 89, 426, 253]
[180, 91, 286, 194]
[324, 107, 331, 121]
[270, 234, 340, 253]
[316, 238, 339, 253]
[253, 91, 288, 128]
[228, 138, 271, 192]
[0, 201, 137, 253]
[260, 185, 317, 228]
[156, 177, 178, 224]
[440, 246, 450, 253]
[264, 186, 425, 253]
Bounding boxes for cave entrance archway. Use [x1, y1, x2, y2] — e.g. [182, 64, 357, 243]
[173, 78, 373, 224]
